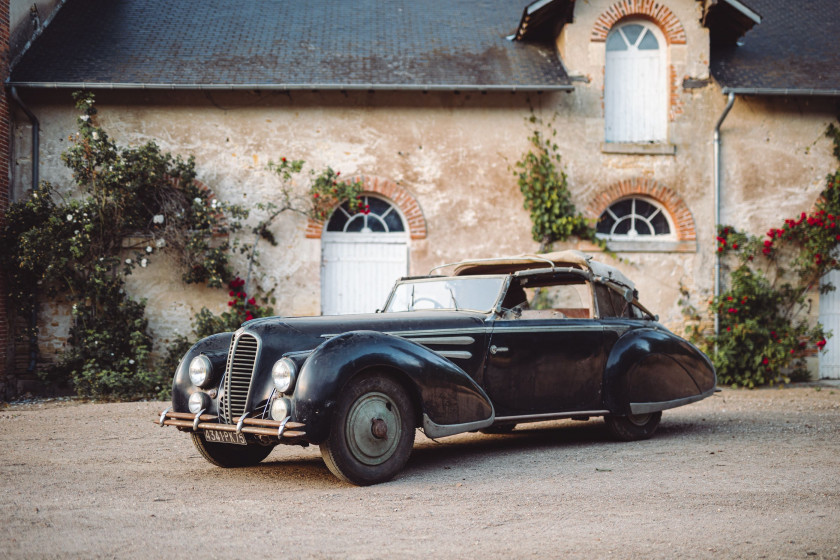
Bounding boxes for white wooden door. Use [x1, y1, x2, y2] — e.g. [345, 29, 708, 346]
[321, 233, 408, 315]
[605, 22, 666, 143]
[819, 269, 840, 379]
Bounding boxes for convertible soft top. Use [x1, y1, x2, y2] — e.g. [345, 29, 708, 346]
[449, 250, 635, 290]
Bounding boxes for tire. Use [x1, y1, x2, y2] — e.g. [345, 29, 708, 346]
[604, 411, 662, 441]
[191, 432, 274, 468]
[480, 423, 517, 434]
[320, 374, 416, 486]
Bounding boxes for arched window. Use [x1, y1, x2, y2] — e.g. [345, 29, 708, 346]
[596, 197, 674, 240]
[604, 20, 667, 143]
[326, 195, 406, 233]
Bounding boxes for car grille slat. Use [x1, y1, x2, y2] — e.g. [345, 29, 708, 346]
[219, 333, 260, 424]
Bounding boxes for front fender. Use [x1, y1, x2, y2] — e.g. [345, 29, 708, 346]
[294, 330, 494, 442]
[603, 327, 716, 415]
[171, 332, 233, 413]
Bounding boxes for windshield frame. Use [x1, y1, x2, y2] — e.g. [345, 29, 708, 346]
[382, 274, 509, 314]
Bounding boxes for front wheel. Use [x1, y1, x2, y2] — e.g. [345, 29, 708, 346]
[320, 374, 416, 485]
[191, 432, 274, 468]
[604, 411, 661, 441]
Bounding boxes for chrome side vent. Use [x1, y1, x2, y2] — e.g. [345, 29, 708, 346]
[219, 333, 259, 423]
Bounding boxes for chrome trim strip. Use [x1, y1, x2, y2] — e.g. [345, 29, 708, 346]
[404, 336, 475, 345]
[491, 325, 604, 333]
[322, 328, 490, 339]
[435, 351, 472, 360]
[422, 413, 493, 439]
[494, 410, 610, 423]
[630, 387, 716, 415]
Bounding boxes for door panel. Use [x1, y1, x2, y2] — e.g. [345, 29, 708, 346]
[321, 234, 407, 315]
[483, 321, 606, 415]
[819, 269, 840, 379]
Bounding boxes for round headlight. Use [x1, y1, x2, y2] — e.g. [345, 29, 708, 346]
[270, 397, 291, 421]
[188, 391, 210, 414]
[271, 358, 297, 394]
[189, 355, 212, 387]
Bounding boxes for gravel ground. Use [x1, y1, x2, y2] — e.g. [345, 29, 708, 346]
[1, 385, 839, 559]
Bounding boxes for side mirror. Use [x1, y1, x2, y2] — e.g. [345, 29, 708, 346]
[623, 288, 634, 303]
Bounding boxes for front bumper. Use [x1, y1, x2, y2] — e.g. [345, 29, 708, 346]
[157, 409, 306, 441]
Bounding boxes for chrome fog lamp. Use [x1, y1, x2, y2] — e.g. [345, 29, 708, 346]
[188, 391, 210, 414]
[270, 397, 291, 421]
[189, 355, 213, 387]
[271, 358, 297, 394]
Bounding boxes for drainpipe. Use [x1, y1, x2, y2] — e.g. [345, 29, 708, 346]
[9, 86, 41, 373]
[713, 92, 736, 342]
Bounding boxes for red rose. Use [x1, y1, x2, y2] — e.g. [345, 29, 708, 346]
[229, 290, 235, 296]
[228, 301, 234, 307]
[762, 357, 769, 365]
[726, 326, 731, 332]
[728, 307, 737, 314]
[733, 243, 739, 249]
[817, 339, 827, 349]
[248, 297, 256, 305]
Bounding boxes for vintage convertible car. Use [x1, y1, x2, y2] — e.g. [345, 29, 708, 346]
[158, 251, 716, 485]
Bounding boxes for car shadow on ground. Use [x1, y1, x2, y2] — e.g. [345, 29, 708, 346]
[241, 415, 718, 486]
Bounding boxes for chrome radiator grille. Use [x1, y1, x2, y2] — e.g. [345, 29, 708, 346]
[219, 333, 259, 423]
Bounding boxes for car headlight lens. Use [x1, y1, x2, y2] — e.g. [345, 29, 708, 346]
[188, 391, 210, 414]
[270, 397, 291, 421]
[271, 358, 297, 394]
[189, 355, 212, 387]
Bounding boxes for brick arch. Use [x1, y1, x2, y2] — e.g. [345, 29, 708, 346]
[305, 175, 427, 240]
[591, 1, 686, 44]
[586, 178, 696, 241]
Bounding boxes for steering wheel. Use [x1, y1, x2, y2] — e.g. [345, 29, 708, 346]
[412, 297, 443, 309]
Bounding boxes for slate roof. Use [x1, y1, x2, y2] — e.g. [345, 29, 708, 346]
[8, 0, 571, 91]
[710, 0, 840, 95]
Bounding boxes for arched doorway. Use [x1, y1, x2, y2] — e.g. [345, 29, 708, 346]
[321, 195, 409, 315]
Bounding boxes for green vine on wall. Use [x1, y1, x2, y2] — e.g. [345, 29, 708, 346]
[514, 115, 602, 251]
[1, 93, 245, 398]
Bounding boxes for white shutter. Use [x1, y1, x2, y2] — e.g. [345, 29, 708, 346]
[605, 23, 667, 143]
[819, 269, 840, 379]
[321, 233, 408, 315]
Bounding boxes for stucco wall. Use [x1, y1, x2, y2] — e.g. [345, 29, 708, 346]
[9, 0, 838, 369]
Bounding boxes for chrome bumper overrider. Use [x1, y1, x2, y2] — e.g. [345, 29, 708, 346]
[157, 408, 306, 439]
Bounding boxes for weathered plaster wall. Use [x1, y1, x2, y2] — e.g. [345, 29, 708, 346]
[11, 0, 838, 370]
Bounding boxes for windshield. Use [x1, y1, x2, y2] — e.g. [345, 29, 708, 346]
[384, 277, 506, 313]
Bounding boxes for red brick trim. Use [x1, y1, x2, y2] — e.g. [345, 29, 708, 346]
[591, 1, 686, 44]
[305, 176, 427, 240]
[586, 177, 696, 241]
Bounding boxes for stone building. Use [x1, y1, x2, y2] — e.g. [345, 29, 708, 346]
[3, 0, 840, 394]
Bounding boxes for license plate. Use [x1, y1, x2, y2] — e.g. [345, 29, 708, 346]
[205, 429, 247, 445]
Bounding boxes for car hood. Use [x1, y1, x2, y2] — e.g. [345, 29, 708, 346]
[240, 310, 490, 352]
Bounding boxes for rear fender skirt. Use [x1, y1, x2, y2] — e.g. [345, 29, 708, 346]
[294, 330, 494, 442]
[171, 332, 233, 414]
[603, 328, 716, 415]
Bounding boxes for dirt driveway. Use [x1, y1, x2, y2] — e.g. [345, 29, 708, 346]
[1, 385, 839, 559]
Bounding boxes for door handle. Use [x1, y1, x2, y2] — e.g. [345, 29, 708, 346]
[490, 345, 508, 355]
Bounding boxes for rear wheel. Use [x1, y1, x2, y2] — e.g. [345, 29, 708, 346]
[320, 374, 416, 486]
[191, 432, 274, 468]
[604, 411, 661, 441]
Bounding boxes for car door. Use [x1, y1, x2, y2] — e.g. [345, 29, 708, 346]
[483, 317, 606, 416]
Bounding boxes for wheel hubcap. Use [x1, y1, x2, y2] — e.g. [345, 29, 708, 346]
[626, 413, 652, 426]
[346, 392, 401, 465]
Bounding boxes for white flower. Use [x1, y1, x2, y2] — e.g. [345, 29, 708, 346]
[152, 214, 164, 224]
[80, 115, 89, 121]
[86, 99, 93, 104]
[140, 258, 148, 268]
[145, 246, 153, 253]
[33, 193, 38, 199]
[125, 258, 132, 264]
[194, 197, 202, 204]
[92, 132, 99, 140]
[74, 230, 79, 235]
[66, 213, 74, 222]
[129, 359, 135, 365]
[155, 238, 166, 248]
[211, 199, 218, 208]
